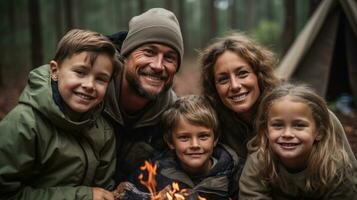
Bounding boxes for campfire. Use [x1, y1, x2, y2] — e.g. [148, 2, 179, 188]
[113, 161, 206, 200]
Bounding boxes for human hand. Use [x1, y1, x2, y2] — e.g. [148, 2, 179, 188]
[92, 187, 114, 200]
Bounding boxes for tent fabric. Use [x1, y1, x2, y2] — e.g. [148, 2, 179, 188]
[275, 0, 357, 102]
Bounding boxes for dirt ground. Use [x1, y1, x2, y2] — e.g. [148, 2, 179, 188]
[1, 61, 356, 159]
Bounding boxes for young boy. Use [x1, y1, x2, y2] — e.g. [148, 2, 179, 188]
[129, 95, 243, 199]
[0, 29, 120, 200]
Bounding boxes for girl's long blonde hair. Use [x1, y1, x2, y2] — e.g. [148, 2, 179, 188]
[248, 83, 352, 193]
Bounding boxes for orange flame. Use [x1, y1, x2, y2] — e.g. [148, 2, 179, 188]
[139, 161, 207, 200]
[138, 160, 158, 197]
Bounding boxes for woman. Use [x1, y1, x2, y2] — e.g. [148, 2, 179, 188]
[200, 33, 279, 159]
[200, 33, 357, 167]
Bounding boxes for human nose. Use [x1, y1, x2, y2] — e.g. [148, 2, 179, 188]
[190, 137, 200, 148]
[230, 76, 241, 91]
[82, 77, 95, 90]
[281, 127, 294, 138]
[150, 54, 164, 71]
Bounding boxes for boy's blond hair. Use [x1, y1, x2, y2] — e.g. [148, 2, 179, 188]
[249, 83, 352, 193]
[161, 95, 219, 144]
[54, 29, 120, 76]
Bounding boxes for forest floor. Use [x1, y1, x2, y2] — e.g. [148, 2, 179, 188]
[1, 60, 356, 158]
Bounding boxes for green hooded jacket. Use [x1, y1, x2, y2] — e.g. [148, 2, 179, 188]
[0, 65, 116, 200]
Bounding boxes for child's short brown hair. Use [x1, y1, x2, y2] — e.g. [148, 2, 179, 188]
[53, 29, 120, 76]
[162, 95, 219, 144]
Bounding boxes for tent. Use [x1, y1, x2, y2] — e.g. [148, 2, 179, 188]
[275, 0, 357, 105]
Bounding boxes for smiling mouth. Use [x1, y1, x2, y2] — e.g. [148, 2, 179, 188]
[139, 69, 167, 80]
[75, 92, 95, 100]
[278, 143, 300, 149]
[229, 92, 249, 102]
[186, 153, 204, 157]
[144, 74, 165, 81]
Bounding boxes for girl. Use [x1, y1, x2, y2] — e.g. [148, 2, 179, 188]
[239, 83, 357, 199]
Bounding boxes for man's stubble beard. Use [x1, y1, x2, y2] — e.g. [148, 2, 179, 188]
[125, 72, 172, 100]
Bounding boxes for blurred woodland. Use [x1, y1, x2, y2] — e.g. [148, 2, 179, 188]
[0, 0, 356, 155]
[0, 0, 317, 115]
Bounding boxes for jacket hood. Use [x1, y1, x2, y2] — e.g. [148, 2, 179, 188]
[19, 65, 101, 132]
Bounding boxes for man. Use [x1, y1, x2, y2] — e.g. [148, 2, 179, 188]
[105, 8, 184, 183]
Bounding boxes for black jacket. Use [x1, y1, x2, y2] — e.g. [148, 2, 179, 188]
[130, 144, 244, 200]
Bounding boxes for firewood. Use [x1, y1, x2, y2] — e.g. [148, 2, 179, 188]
[113, 181, 201, 200]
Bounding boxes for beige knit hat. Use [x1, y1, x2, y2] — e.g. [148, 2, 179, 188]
[121, 8, 184, 71]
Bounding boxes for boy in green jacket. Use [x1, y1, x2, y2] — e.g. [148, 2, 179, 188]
[0, 29, 120, 200]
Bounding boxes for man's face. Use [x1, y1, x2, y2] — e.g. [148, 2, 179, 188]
[123, 43, 179, 99]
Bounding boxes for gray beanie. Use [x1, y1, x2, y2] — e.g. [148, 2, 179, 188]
[121, 8, 184, 71]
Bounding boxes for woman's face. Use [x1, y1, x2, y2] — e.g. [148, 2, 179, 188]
[214, 50, 260, 121]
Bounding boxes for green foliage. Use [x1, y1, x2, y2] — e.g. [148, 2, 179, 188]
[252, 20, 281, 54]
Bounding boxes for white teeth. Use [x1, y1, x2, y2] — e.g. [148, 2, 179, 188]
[230, 93, 247, 102]
[76, 93, 93, 100]
[280, 143, 297, 147]
[146, 75, 161, 81]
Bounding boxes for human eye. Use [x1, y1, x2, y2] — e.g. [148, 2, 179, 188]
[177, 135, 189, 142]
[164, 53, 177, 64]
[236, 69, 249, 78]
[142, 48, 155, 56]
[73, 68, 86, 77]
[293, 122, 308, 130]
[270, 121, 284, 129]
[96, 75, 110, 84]
[215, 75, 229, 85]
[199, 133, 211, 141]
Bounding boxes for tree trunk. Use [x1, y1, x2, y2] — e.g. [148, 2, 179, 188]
[309, 0, 321, 17]
[0, 62, 3, 87]
[231, 0, 237, 29]
[64, 0, 74, 30]
[208, 0, 216, 40]
[245, 0, 256, 31]
[74, 0, 84, 28]
[165, 0, 174, 12]
[124, 1, 132, 29]
[9, 0, 15, 36]
[138, 0, 145, 13]
[54, 0, 64, 41]
[281, 0, 296, 56]
[265, 0, 274, 21]
[29, 0, 43, 68]
[178, 0, 186, 50]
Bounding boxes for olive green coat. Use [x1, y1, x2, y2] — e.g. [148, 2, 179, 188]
[239, 151, 357, 200]
[0, 65, 116, 200]
[239, 111, 357, 200]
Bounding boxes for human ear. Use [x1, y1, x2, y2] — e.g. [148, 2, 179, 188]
[315, 131, 323, 141]
[49, 60, 59, 81]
